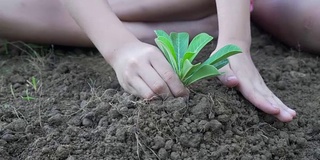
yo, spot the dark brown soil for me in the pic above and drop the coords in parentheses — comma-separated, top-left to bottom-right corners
(1, 26, 320, 160)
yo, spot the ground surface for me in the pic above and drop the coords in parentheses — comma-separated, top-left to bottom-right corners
(0, 26, 320, 160)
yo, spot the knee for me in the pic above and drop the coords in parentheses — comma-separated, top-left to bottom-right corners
(299, 9, 320, 53)
(302, 9, 320, 33)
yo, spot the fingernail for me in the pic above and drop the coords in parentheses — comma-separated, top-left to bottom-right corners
(227, 76, 237, 82)
(271, 103, 280, 110)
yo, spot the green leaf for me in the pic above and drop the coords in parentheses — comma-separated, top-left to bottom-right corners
(181, 52, 195, 68)
(155, 38, 172, 62)
(184, 65, 221, 86)
(213, 59, 229, 70)
(182, 62, 201, 81)
(181, 59, 193, 80)
(170, 32, 189, 75)
(154, 30, 242, 86)
(189, 45, 241, 78)
(185, 33, 213, 63)
(186, 45, 241, 80)
(155, 30, 171, 41)
(155, 37, 178, 72)
(22, 96, 35, 101)
(203, 44, 242, 66)
(182, 59, 229, 84)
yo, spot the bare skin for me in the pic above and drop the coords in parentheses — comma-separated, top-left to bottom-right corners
(2, 0, 315, 122)
(0, 0, 216, 46)
(252, 0, 320, 54)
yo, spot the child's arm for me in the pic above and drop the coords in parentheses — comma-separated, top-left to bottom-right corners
(215, 0, 251, 50)
(214, 0, 296, 122)
(61, 0, 188, 99)
(61, 0, 137, 61)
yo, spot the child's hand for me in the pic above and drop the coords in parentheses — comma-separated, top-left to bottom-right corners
(212, 45, 297, 122)
(109, 41, 189, 99)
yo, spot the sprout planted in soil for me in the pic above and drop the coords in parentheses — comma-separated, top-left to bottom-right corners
(154, 30, 242, 86)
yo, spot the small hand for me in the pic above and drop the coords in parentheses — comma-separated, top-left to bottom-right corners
(212, 47, 296, 122)
(109, 41, 189, 99)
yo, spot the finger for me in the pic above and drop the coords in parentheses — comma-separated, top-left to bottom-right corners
(239, 85, 281, 115)
(274, 96, 297, 117)
(284, 106, 297, 118)
(241, 80, 296, 122)
(150, 54, 188, 97)
(128, 76, 157, 99)
(254, 81, 296, 121)
(266, 96, 295, 122)
(138, 64, 173, 99)
(274, 111, 294, 122)
(218, 63, 239, 88)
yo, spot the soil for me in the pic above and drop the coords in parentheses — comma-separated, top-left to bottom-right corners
(0, 26, 320, 160)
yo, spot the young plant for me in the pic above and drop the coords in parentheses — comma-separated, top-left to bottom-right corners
(154, 30, 242, 86)
(21, 76, 38, 101)
(26, 76, 38, 92)
(21, 89, 35, 101)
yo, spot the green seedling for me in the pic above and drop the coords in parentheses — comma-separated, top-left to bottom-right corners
(21, 89, 35, 101)
(26, 76, 38, 92)
(154, 30, 242, 86)
(21, 76, 38, 101)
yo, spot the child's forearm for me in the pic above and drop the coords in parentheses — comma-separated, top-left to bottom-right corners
(60, 0, 139, 62)
(216, 0, 251, 51)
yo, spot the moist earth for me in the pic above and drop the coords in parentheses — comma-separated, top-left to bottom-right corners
(0, 26, 320, 160)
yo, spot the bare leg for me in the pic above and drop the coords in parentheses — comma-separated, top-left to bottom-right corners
(252, 0, 320, 53)
(128, 15, 218, 44)
(109, 0, 215, 22)
(0, 0, 216, 46)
